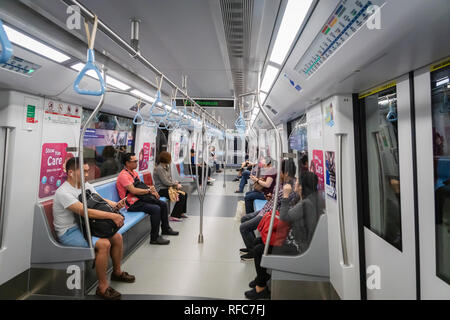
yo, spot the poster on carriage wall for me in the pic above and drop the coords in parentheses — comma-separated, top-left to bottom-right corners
(38, 99, 82, 199)
(325, 151, 337, 200)
(311, 150, 325, 191)
(136, 125, 157, 173)
(139, 143, 150, 171)
(39, 143, 69, 198)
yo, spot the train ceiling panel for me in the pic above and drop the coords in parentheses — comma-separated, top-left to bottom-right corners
(17, 0, 278, 102)
(263, 0, 450, 126)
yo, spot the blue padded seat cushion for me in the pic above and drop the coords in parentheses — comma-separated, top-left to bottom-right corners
(436, 158, 450, 189)
(92, 178, 168, 246)
(254, 199, 267, 212)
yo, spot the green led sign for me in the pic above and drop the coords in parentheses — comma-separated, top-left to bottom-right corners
(175, 99, 234, 108)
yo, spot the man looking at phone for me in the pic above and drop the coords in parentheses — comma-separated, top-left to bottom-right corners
(116, 153, 178, 246)
(53, 157, 135, 300)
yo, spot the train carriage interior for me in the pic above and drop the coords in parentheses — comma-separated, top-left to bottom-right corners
(0, 0, 449, 302)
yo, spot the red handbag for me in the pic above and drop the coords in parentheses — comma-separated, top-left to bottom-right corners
(257, 211, 290, 246)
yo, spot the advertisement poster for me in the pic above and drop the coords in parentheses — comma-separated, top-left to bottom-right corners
(139, 143, 150, 171)
(310, 150, 325, 191)
(39, 143, 70, 198)
(83, 128, 133, 147)
(325, 103, 335, 127)
(39, 99, 82, 199)
(325, 151, 337, 199)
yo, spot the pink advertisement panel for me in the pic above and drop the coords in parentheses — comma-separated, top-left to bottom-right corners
(139, 143, 150, 171)
(39, 143, 71, 198)
(310, 149, 325, 191)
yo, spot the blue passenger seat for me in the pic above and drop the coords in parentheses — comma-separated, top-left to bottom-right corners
(254, 199, 267, 212)
(93, 173, 167, 246)
(436, 158, 450, 189)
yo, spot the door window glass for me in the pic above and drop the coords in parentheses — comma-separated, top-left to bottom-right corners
(431, 65, 450, 284)
(363, 86, 402, 250)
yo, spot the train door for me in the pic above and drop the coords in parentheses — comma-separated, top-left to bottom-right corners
(0, 128, 8, 248)
(414, 60, 450, 299)
(356, 76, 417, 299)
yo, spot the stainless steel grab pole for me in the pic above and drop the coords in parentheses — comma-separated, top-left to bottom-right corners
(255, 95, 282, 256)
(336, 133, 349, 266)
(223, 133, 227, 188)
(79, 85, 106, 250)
(0, 127, 11, 248)
(62, 0, 225, 132)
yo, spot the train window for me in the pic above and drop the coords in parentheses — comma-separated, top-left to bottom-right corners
(362, 86, 402, 251)
(431, 65, 450, 284)
(288, 114, 308, 178)
(81, 110, 135, 182)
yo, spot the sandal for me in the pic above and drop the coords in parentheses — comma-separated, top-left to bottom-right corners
(95, 286, 122, 300)
(111, 271, 135, 283)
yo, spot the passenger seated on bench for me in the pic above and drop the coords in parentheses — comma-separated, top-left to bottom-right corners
(190, 148, 213, 185)
(117, 153, 179, 246)
(239, 159, 297, 261)
(53, 157, 135, 300)
(210, 146, 222, 173)
(153, 151, 189, 220)
(245, 171, 319, 300)
(233, 160, 256, 182)
(240, 158, 277, 214)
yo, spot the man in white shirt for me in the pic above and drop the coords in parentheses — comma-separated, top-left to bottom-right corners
(53, 157, 135, 300)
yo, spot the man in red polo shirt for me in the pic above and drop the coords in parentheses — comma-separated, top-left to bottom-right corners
(116, 153, 178, 245)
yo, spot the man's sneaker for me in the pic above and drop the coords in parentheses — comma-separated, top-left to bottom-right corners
(162, 228, 179, 236)
(245, 287, 271, 300)
(96, 286, 122, 300)
(240, 253, 254, 261)
(208, 178, 216, 182)
(150, 236, 170, 245)
(239, 248, 249, 254)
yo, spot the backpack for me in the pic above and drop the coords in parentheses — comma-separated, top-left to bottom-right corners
(125, 170, 159, 205)
(257, 210, 290, 246)
(78, 189, 123, 239)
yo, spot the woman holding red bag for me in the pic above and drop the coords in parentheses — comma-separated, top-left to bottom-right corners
(245, 171, 320, 300)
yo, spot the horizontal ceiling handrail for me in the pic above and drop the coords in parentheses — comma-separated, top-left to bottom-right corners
(62, 0, 225, 131)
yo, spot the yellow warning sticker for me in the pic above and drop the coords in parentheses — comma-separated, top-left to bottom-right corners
(431, 58, 450, 72)
(358, 81, 397, 99)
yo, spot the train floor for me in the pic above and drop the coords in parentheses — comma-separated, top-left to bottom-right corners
(86, 169, 256, 300)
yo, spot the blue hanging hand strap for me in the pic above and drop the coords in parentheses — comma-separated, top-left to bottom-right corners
(386, 100, 397, 122)
(73, 16, 106, 96)
(166, 88, 182, 123)
(149, 76, 168, 123)
(133, 99, 144, 125)
(235, 111, 246, 133)
(179, 99, 191, 128)
(0, 20, 13, 64)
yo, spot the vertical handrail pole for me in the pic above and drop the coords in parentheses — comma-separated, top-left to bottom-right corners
(256, 94, 282, 256)
(198, 114, 206, 243)
(0, 127, 11, 248)
(223, 133, 227, 188)
(79, 72, 106, 249)
(336, 133, 349, 266)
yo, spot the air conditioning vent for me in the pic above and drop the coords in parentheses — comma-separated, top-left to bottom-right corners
(220, 0, 253, 97)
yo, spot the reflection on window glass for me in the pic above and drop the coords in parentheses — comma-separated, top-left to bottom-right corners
(288, 114, 309, 178)
(364, 87, 402, 250)
(431, 65, 450, 284)
(82, 110, 135, 182)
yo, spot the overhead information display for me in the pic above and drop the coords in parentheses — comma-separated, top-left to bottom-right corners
(0, 56, 41, 77)
(295, 0, 385, 78)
